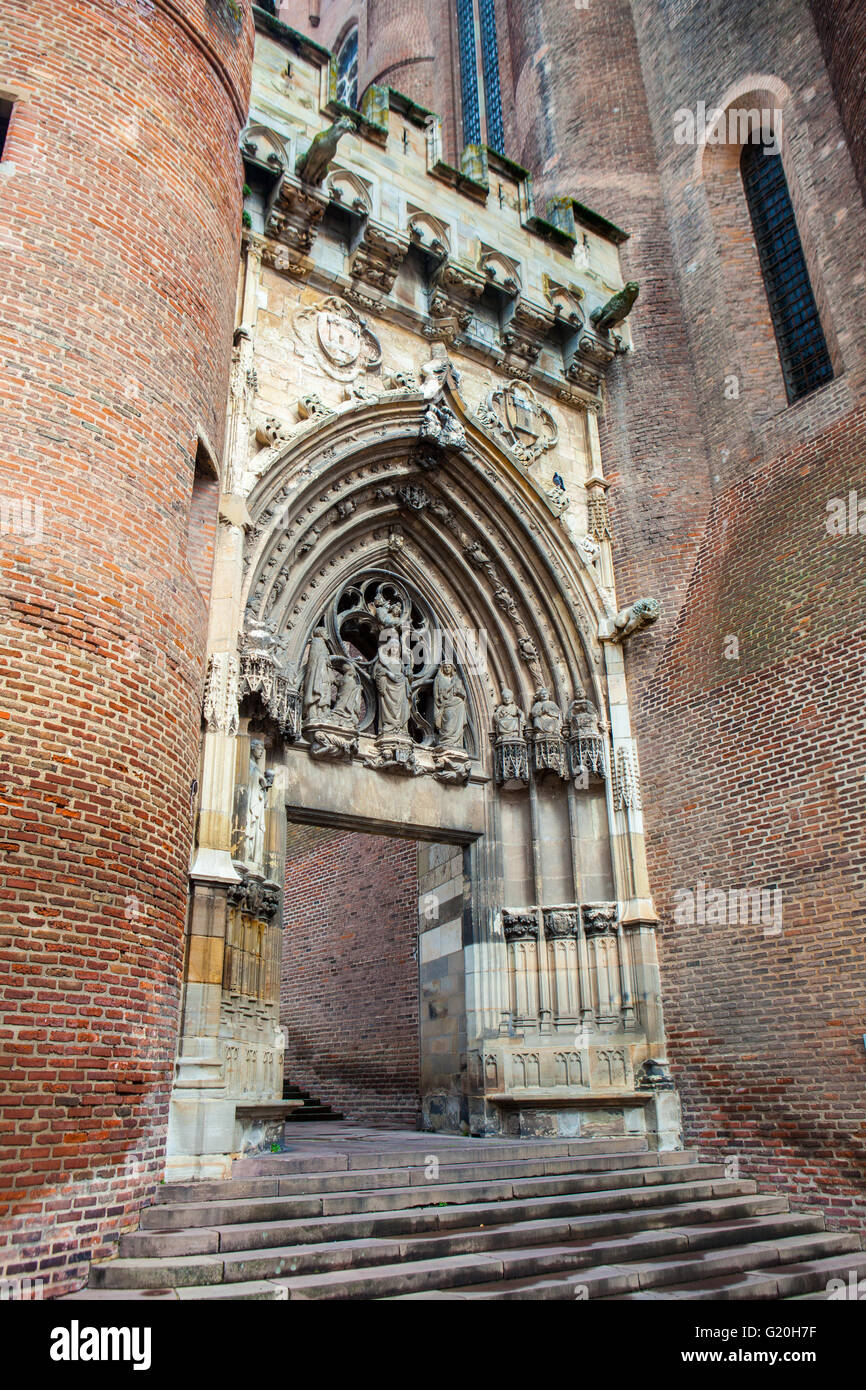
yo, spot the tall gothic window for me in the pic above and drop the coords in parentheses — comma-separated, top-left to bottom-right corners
(741, 140, 833, 403)
(456, 0, 504, 153)
(335, 25, 359, 110)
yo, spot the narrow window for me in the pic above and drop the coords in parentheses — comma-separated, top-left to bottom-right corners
(456, 0, 482, 146)
(741, 139, 833, 403)
(335, 26, 358, 110)
(456, 0, 504, 154)
(0, 99, 12, 159)
(188, 437, 220, 600)
(478, 0, 504, 155)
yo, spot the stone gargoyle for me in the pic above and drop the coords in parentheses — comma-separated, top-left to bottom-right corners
(295, 117, 356, 187)
(590, 281, 639, 333)
(600, 596, 661, 644)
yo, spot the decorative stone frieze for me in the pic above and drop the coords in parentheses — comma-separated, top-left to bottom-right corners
(202, 652, 240, 736)
(227, 873, 281, 923)
(613, 746, 642, 810)
(582, 902, 618, 936)
(543, 908, 580, 939)
(502, 910, 539, 941)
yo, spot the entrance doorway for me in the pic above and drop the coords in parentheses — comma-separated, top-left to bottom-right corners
(281, 820, 465, 1129)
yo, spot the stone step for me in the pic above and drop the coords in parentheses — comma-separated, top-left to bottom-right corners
(149, 1230, 859, 1302)
(152, 1148, 698, 1206)
(392, 1233, 863, 1301)
(230, 1135, 650, 1177)
(140, 1161, 728, 1232)
(119, 1191, 788, 1262)
(607, 1246, 866, 1301)
(135, 1177, 756, 1253)
(99, 1205, 814, 1290)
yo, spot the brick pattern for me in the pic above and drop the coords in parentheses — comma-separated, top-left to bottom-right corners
(281, 826, 421, 1126)
(640, 408, 866, 1227)
(0, 0, 252, 1295)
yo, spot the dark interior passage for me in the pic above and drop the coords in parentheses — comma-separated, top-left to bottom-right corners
(281, 823, 421, 1126)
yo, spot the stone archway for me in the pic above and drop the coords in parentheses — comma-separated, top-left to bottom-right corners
(167, 376, 680, 1177)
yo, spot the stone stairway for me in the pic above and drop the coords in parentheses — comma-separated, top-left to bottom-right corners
(282, 1081, 343, 1122)
(70, 1127, 865, 1301)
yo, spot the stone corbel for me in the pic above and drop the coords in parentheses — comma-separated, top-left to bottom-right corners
(501, 298, 556, 379)
(426, 259, 486, 342)
(348, 221, 410, 296)
(264, 175, 329, 277)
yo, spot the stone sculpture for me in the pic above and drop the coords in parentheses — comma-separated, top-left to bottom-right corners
(295, 117, 355, 186)
(604, 597, 661, 644)
(433, 662, 467, 748)
(530, 687, 563, 737)
(590, 281, 639, 332)
(303, 625, 334, 720)
(373, 630, 411, 735)
(243, 740, 273, 872)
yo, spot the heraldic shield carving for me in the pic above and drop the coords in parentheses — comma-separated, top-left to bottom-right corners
(293, 295, 382, 381)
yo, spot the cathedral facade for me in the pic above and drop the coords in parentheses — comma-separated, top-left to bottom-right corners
(1, 0, 864, 1296)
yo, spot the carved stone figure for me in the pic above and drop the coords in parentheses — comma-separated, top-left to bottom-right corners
(303, 625, 334, 721)
(590, 281, 639, 332)
(604, 597, 661, 644)
(373, 631, 411, 735)
(567, 685, 601, 736)
(331, 661, 362, 727)
(493, 688, 525, 740)
(433, 662, 467, 749)
(530, 687, 563, 737)
(244, 740, 273, 872)
(295, 117, 356, 186)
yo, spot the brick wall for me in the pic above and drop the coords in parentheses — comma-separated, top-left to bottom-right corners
(0, 0, 252, 1294)
(281, 825, 421, 1126)
(641, 408, 866, 1226)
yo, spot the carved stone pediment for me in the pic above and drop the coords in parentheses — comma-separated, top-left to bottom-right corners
(293, 296, 382, 382)
(479, 247, 522, 297)
(407, 207, 451, 260)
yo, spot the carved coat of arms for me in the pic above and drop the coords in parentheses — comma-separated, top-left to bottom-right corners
(294, 296, 382, 382)
(476, 380, 558, 464)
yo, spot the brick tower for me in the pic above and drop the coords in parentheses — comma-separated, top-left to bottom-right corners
(0, 1, 253, 1293)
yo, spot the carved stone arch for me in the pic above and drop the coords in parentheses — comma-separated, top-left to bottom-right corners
(326, 166, 373, 217)
(242, 389, 608, 715)
(240, 122, 290, 175)
(406, 207, 451, 260)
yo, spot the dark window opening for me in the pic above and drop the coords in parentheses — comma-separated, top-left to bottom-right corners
(741, 139, 833, 403)
(0, 99, 13, 159)
(187, 437, 220, 600)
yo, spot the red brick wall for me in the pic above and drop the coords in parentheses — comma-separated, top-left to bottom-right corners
(809, 0, 866, 201)
(641, 408, 866, 1226)
(0, 0, 252, 1294)
(282, 826, 421, 1126)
